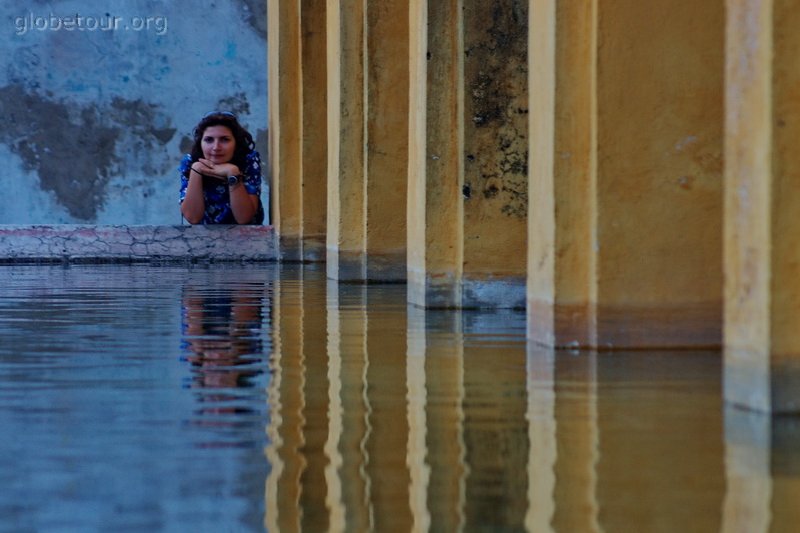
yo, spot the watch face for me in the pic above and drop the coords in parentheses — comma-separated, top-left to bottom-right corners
(227, 175, 239, 186)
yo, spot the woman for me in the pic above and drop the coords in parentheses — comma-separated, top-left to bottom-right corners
(179, 112, 264, 224)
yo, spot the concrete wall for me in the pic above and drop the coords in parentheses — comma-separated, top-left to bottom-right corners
(0, 0, 268, 224)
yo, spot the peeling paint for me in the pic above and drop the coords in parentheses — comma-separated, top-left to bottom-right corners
(0, 84, 181, 220)
(0, 84, 118, 220)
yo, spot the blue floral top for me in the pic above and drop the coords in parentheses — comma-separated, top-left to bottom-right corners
(179, 150, 263, 224)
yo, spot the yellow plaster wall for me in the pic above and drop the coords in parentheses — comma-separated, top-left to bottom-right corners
(596, 0, 724, 345)
(770, 0, 800, 358)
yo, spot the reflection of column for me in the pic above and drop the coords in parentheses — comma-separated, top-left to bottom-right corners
(334, 284, 372, 530)
(722, 407, 771, 533)
(769, 417, 800, 529)
(299, 267, 329, 531)
(596, 353, 725, 531)
(525, 346, 556, 533)
(424, 311, 466, 531)
(265, 266, 306, 532)
(406, 306, 431, 532)
(365, 289, 412, 530)
(462, 314, 529, 528)
(526, 348, 601, 532)
(552, 351, 600, 533)
(325, 280, 345, 533)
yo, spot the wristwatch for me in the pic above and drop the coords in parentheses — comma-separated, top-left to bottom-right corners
(227, 174, 242, 186)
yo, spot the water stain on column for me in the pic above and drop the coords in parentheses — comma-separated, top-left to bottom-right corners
(463, 0, 528, 219)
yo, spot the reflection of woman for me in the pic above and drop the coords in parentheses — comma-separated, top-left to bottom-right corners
(181, 283, 265, 389)
(179, 112, 264, 225)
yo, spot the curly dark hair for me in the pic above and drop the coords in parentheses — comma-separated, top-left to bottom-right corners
(190, 112, 255, 170)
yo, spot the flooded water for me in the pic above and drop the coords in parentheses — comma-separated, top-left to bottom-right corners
(0, 263, 797, 532)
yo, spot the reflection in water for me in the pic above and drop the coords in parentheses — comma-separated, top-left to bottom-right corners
(266, 267, 800, 532)
(0, 264, 274, 532)
(179, 270, 271, 456)
(722, 407, 771, 533)
(5, 264, 800, 531)
(181, 274, 267, 390)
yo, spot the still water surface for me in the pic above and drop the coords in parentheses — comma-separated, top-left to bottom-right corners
(0, 264, 796, 532)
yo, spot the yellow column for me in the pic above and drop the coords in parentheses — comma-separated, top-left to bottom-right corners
(529, 0, 724, 348)
(364, 0, 409, 281)
(300, 0, 328, 261)
(326, 0, 409, 282)
(725, 0, 800, 412)
(408, 0, 464, 307)
(409, 0, 528, 308)
(326, 0, 366, 280)
(528, 0, 597, 346)
(268, 0, 303, 258)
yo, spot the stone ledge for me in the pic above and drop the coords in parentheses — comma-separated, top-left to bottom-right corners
(0, 225, 278, 263)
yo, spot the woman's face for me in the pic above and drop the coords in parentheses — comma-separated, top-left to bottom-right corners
(201, 125, 236, 164)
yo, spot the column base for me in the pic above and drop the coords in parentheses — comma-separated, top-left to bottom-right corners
(596, 302, 721, 349)
(279, 234, 303, 262)
(529, 300, 721, 349)
(462, 276, 526, 309)
(527, 300, 597, 348)
(302, 235, 326, 262)
(326, 247, 366, 281)
(408, 270, 460, 308)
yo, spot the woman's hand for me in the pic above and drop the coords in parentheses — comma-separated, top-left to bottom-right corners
(194, 158, 240, 179)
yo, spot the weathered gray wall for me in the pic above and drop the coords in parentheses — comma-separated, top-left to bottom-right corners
(0, 0, 268, 224)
